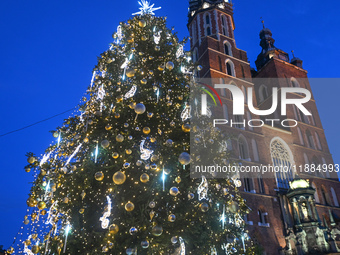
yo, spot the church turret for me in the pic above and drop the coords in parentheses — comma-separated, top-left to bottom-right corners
(290, 50, 303, 68)
(255, 23, 289, 70)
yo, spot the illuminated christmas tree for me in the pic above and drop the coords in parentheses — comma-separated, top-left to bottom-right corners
(9, 1, 254, 254)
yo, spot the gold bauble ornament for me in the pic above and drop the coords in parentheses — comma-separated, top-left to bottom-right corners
(112, 152, 119, 159)
(150, 137, 156, 142)
(126, 68, 136, 78)
(151, 225, 163, 236)
(182, 124, 191, 132)
(25, 240, 31, 246)
(113, 171, 126, 185)
(155, 46, 160, 51)
(41, 209, 47, 216)
(126, 149, 132, 155)
(27, 156, 36, 164)
(175, 177, 181, 183)
(168, 214, 176, 222)
(109, 224, 119, 234)
(53, 131, 59, 138)
(83, 137, 89, 143)
(116, 134, 124, 142)
(116, 96, 123, 103)
(127, 37, 134, 43)
(79, 208, 84, 214)
(101, 140, 110, 148)
(140, 173, 150, 183)
(37, 201, 46, 210)
(141, 35, 148, 41)
(7, 247, 14, 254)
(169, 187, 179, 196)
(32, 245, 40, 254)
(158, 64, 165, 71)
(105, 124, 112, 130)
(143, 127, 151, 135)
(151, 155, 158, 162)
(114, 113, 120, 119)
(139, 19, 147, 27)
(125, 201, 135, 212)
(95, 171, 104, 181)
(63, 197, 69, 204)
(134, 103, 146, 114)
(25, 167, 31, 173)
(27, 197, 37, 207)
(141, 79, 147, 85)
(200, 202, 209, 212)
(166, 61, 174, 70)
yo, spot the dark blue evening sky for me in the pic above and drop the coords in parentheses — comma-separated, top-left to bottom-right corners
(0, 0, 339, 248)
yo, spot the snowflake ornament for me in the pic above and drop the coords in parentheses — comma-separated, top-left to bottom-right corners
(132, 0, 161, 16)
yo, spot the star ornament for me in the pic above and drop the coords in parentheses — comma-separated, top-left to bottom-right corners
(132, 0, 161, 16)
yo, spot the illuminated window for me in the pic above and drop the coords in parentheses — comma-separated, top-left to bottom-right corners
(270, 138, 294, 189)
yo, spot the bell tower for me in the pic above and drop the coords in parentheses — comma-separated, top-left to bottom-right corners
(187, 0, 251, 79)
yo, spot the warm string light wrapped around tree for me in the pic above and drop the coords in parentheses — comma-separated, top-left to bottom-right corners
(8, 1, 257, 254)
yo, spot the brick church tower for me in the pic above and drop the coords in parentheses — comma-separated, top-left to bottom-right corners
(187, 0, 340, 254)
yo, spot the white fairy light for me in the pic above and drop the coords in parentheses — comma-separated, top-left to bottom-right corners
(95, 142, 99, 163)
(63, 223, 71, 253)
(90, 71, 96, 88)
(140, 140, 153, 160)
(121, 54, 134, 80)
(57, 132, 61, 146)
(132, 0, 161, 16)
(220, 204, 226, 229)
(181, 104, 192, 122)
(197, 176, 208, 201)
(65, 143, 82, 166)
(179, 237, 185, 255)
(46, 201, 58, 225)
(124, 85, 137, 99)
(176, 44, 184, 59)
(162, 168, 166, 191)
(99, 196, 112, 229)
(40, 151, 52, 167)
(156, 88, 160, 102)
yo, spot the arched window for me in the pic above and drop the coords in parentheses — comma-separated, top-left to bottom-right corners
(306, 130, 315, 149)
(243, 178, 254, 193)
(192, 47, 199, 63)
(258, 175, 265, 194)
(205, 14, 210, 25)
(205, 14, 211, 36)
(192, 21, 197, 44)
(223, 104, 229, 119)
(304, 153, 309, 165)
(321, 186, 331, 205)
(315, 132, 322, 150)
(297, 127, 304, 145)
(312, 156, 323, 177)
(247, 111, 253, 131)
(223, 40, 232, 56)
(270, 138, 294, 189)
(238, 136, 250, 160)
(242, 86, 247, 104)
(234, 115, 245, 129)
(312, 183, 320, 203)
(331, 188, 339, 207)
(259, 85, 268, 102)
(322, 157, 331, 178)
(221, 15, 229, 36)
(291, 77, 300, 88)
(252, 139, 259, 161)
(258, 208, 269, 227)
(226, 60, 235, 76)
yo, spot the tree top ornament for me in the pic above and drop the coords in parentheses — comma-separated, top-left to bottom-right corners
(132, 0, 161, 16)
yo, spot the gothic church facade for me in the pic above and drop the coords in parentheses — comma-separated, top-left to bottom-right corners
(187, 0, 340, 254)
